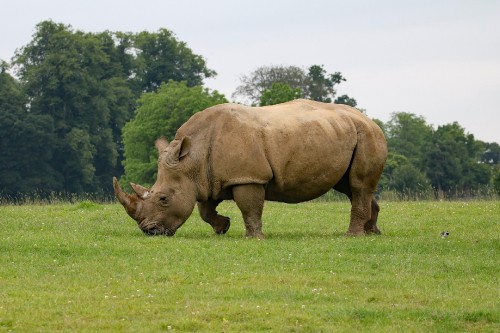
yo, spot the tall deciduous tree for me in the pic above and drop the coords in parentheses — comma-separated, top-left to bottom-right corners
(385, 112, 433, 169)
(233, 64, 355, 106)
(378, 151, 431, 198)
(424, 122, 491, 194)
(233, 65, 307, 105)
(481, 142, 500, 166)
(493, 168, 500, 194)
(389, 163, 431, 198)
(259, 83, 301, 106)
(132, 29, 216, 93)
(0, 61, 58, 196)
(305, 65, 345, 103)
(9, 20, 217, 196)
(121, 81, 226, 187)
(13, 21, 132, 193)
(334, 94, 358, 107)
(381, 113, 434, 196)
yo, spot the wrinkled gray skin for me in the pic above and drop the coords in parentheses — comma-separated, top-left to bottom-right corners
(114, 99, 387, 238)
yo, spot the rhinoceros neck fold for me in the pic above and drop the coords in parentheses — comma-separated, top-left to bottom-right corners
(174, 120, 215, 203)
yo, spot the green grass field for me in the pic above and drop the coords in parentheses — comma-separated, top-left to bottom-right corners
(1, 200, 499, 332)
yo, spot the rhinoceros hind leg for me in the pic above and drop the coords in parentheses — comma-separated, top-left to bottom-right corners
(345, 129, 386, 236)
(333, 172, 373, 236)
(364, 199, 381, 235)
(346, 189, 373, 236)
(232, 184, 265, 239)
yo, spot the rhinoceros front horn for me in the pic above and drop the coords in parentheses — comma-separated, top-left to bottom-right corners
(113, 177, 141, 220)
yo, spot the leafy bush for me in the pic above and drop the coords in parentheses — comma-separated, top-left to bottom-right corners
(120, 81, 226, 188)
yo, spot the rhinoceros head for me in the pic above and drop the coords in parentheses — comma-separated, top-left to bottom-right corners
(113, 137, 197, 236)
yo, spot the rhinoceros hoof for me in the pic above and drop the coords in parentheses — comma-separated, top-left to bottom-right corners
(365, 228, 382, 235)
(245, 232, 265, 240)
(345, 230, 366, 237)
(214, 216, 230, 235)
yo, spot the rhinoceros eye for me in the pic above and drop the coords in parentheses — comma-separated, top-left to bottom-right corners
(159, 196, 169, 206)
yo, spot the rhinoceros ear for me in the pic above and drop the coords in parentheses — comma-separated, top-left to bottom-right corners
(165, 136, 191, 165)
(155, 137, 169, 153)
(177, 136, 191, 159)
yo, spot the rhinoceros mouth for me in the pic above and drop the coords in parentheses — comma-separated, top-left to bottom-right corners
(139, 219, 176, 236)
(142, 228, 173, 236)
(141, 226, 176, 236)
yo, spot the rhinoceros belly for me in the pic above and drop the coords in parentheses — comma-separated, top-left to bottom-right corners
(262, 115, 357, 203)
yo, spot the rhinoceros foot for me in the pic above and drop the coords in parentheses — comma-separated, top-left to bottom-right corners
(213, 215, 231, 235)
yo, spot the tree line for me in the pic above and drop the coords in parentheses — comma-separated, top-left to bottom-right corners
(0, 20, 498, 200)
(0, 21, 213, 199)
(381, 113, 499, 198)
(124, 67, 499, 199)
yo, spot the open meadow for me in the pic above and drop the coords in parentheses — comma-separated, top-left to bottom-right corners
(0, 200, 499, 332)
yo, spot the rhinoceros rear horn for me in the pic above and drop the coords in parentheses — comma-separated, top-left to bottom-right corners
(130, 182, 150, 199)
(113, 177, 141, 219)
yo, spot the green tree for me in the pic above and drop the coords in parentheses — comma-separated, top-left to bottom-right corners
(371, 118, 387, 136)
(390, 163, 431, 198)
(0, 61, 59, 197)
(121, 81, 226, 187)
(383, 113, 498, 197)
(13, 21, 134, 193)
(385, 112, 433, 169)
(480, 141, 500, 194)
(259, 82, 301, 106)
(8, 20, 218, 196)
(334, 94, 357, 107)
(378, 152, 431, 198)
(378, 152, 408, 190)
(233, 65, 307, 104)
(132, 29, 216, 93)
(481, 142, 500, 166)
(305, 65, 345, 103)
(424, 122, 491, 195)
(233, 64, 356, 106)
(60, 128, 96, 193)
(493, 167, 500, 195)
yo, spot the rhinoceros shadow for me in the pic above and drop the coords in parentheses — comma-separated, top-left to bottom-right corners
(165, 230, 348, 240)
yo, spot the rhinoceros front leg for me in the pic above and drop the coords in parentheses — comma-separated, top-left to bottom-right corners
(197, 200, 230, 235)
(232, 184, 265, 239)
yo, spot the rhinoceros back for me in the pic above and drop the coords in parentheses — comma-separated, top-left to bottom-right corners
(176, 99, 385, 203)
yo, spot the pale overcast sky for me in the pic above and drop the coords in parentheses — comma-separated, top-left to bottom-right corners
(1, 0, 499, 142)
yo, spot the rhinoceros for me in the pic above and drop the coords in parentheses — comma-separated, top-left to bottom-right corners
(113, 99, 387, 238)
